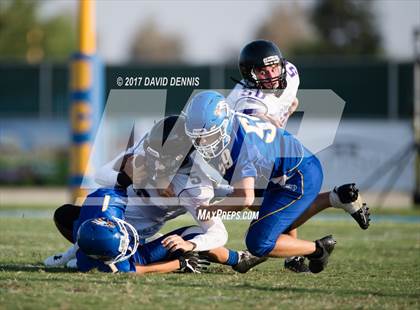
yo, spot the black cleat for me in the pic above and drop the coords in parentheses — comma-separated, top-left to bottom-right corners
(284, 256, 310, 273)
(232, 250, 268, 273)
(335, 183, 359, 203)
(333, 183, 371, 230)
(307, 235, 336, 274)
(351, 203, 370, 230)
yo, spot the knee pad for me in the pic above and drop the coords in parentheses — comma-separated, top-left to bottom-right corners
(245, 233, 275, 257)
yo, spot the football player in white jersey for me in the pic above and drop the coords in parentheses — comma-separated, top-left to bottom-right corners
(44, 116, 265, 273)
(226, 40, 370, 273)
(227, 39, 299, 128)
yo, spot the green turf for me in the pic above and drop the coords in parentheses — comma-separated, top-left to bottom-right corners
(0, 217, 419, 310)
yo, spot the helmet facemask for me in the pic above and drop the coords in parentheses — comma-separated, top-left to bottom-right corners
(185, 101, 232, 160)
(238, 39, 288, 94)
(249, 58, 287, 94)
(145, 145, 186, 180)
(189, 119, 231, 159)
(143, 115, 192, 180)
(104, 217, 139, 265)
(85, 217, 139, 265)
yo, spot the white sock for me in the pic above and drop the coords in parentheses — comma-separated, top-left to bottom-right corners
(66, 258, 77, 269)
(285, 256, 297, 263)
(329, 188, 360, 214)
(63, 244, 79, 260)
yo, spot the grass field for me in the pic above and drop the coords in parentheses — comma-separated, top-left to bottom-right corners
(0, 210, 419, 309)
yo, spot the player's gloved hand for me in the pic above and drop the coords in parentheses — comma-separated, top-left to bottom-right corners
(178, 252, 210, 273)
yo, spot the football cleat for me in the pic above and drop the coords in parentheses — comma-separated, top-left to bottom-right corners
(232, 250, 268, 273)
(307, 235, 336, 274)
(43, 245, 78, 267)
(66, 258, 78, 269)
(44, 253, 69, 267)
(335, 183, 359, 204)
(284, 256, 310, 273)
(330, 183, 371, 230)
(351, 203, 370, 230)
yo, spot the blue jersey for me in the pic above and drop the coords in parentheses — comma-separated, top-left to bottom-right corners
(208, 113, 312, 189)
(73, 188, 140, 273)
(73, 188, 198, 273)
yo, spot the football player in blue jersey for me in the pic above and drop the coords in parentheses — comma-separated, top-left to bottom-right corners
(184, 90, 370, 273)
(228, 40, 371, 272)
(44, 115, 265, 274)
(71, 189, 209, 274)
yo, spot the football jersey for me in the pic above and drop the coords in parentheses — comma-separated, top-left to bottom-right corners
(207, 113, 311, 189)
(95, 134, 226, 252)
(73, 188, 137, 273)
(93, 120, 233, 251)
(125, 159, 214, 240)
(226, 61, 299, 126)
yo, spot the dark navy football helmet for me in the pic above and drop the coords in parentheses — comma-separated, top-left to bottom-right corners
(239, 40, 287, 90)
(143, 115, 192, 179)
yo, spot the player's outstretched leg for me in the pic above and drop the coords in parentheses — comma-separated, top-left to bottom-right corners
(232, 250, 268, 274)
(283, 229, 309, 273)
(201, 247, 267, 273)
(329, 183, 370, 229)
(306, 235, 336, 273)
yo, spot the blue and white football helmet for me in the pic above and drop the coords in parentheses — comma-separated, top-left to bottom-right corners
(184, 91, 233, 159)
(76, 217, 139, 265)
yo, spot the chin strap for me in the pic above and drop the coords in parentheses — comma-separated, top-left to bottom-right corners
(107, 263, 118, 273)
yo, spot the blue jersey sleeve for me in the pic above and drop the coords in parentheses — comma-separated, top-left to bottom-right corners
(230, 132, 258, 184)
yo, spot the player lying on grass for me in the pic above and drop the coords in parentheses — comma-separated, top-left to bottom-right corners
(184, 90, 370, 273)
(226, 39, 370, 273)
(69, 189, 210, 274)
(44, 116, 265, 273)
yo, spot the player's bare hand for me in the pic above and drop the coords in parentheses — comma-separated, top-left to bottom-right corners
(132, 155, 147, 187)
(289, 97, 299, 114)
(256, 113, 284, 128)
(124, 155, 147, 186)
(123, 156, 135, 179)
(161, 235, 195, 252)
(158, 184, 175, 198)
